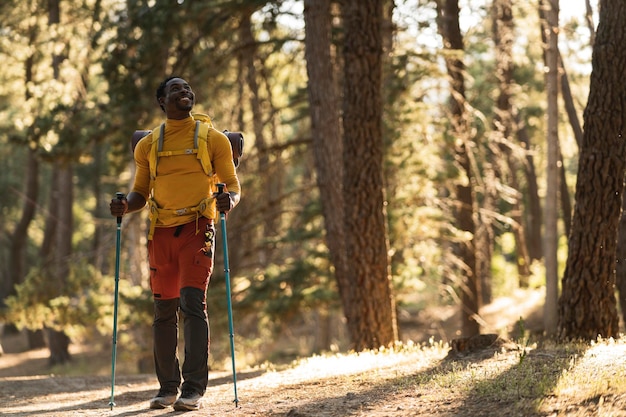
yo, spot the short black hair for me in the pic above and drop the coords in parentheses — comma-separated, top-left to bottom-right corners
(156, 75, 181, 112)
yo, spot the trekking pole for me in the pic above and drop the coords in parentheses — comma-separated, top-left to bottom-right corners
(217, 183, 239, 407)
(109, 192, 125, 410)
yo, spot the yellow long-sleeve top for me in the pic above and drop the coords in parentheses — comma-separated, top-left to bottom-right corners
(132, 115, 241, 228)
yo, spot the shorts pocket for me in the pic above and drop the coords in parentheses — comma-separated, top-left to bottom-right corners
(193, 249, 214, 275)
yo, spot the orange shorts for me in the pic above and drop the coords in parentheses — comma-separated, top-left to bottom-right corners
(148, 217, 215, 300)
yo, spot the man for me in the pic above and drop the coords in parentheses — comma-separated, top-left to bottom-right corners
(110, 76, 241, 411)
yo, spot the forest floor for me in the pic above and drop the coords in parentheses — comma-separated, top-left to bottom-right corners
(2, 288, 626, 417)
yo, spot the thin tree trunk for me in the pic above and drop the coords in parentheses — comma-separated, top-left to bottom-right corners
(7, 149, 38, 298)
(437, 0, 481, 337)
(476, 176, 494, 303)
(542, 0, 560, 336)
(303, 0, 348, 351)
(46, 160, 74, 366)
(557, 55, 578, 239)
(239, 10, 278, 263)
(492, 0, 532, 288)
(539, 7, 579, 246)
(43, 0, 72, 365)
(9, 142, 45, 352)
(585, 0, 596, 47)
(557, 144, 572, 238)
(561, 64, 584, 149)
(516, 115, 543, 262)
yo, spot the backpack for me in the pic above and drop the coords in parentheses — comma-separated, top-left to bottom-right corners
(129, 113, 243, 239)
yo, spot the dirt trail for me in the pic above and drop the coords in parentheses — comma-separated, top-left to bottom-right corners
(1, 347, 452, 417)
(0, 288, 550, 416)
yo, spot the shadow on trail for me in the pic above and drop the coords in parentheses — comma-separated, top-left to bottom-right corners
(259, 342, 588, 417)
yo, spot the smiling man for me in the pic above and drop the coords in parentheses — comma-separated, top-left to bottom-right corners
(110, 76, 241, 411)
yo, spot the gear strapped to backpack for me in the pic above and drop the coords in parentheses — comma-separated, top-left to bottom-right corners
(130, 113, 244, 239)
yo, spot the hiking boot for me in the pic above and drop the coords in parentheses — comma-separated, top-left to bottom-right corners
(173, 390, 202, 411)
(149, 390, 178, 409)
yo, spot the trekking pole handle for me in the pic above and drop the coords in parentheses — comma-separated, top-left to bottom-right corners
(115, 192, 125, 225)
(216, 183, 226, 213)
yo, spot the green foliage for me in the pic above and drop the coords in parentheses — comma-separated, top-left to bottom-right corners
(2, 260, 148, 342)
(227, 198, 338, 334)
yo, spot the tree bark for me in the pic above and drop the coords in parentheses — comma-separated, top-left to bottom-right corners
(538, 5, 579, 248)
(542, 0, 560, 336)
(436, 0, 481, 337)
(303, 0, 348, 351)
(239, 9, 281, 262)
(341, 0, 397, 350)
(42, 0, 72, 365)
(7, 149, 38, 299)
(558, 0, 623, 340)
(492, 0, 532, 289)
(516, 115, 544, 262)
(46, 160, 74, 365)
(585, 0, 596, 47)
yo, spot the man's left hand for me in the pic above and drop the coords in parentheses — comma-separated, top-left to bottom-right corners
(216, 192, 233, 213)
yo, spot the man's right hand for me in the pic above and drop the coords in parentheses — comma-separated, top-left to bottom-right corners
(110, 196, 128, 218)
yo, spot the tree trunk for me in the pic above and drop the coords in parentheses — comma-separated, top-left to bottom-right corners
(558, 0, 623, 340)
(436, 0, 481, 337)
(557, 145, 572, 238)
(517, 116, 543, 262)
(45, 327, 71, 366)
(542, 0, 560, 336)
(45, 160, 74, 365)
(584, 0, 596, 47)
(537, 5, 580, 250)
(492, 0, 532, 289)
(6, 148, 38, 300)
(303, 0, 349, 350)
(39, 0, 73, 365)
(10, 151, 46, 350)
(561, 63, 584, 149)
(39, 161, 72, 364)
(341, 0, 397, 350)
(239, 10, 280, 258)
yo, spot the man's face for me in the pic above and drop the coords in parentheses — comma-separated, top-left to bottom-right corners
(162, 78, 195, 119)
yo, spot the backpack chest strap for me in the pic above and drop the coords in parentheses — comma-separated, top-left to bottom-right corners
(157, 148, 198, 157)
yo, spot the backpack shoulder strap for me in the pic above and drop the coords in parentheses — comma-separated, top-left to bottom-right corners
(195, 120, 213, 176)
(149, 123, 165, 181)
